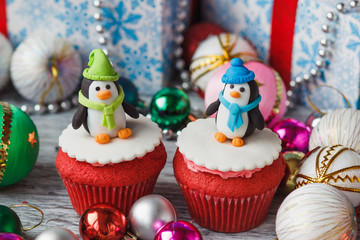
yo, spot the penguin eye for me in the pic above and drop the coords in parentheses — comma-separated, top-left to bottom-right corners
(95, 87, 100, 91)
(240, 87, 245, 92)
(106, 84, 111, 89)
(230, 84, 234, 89)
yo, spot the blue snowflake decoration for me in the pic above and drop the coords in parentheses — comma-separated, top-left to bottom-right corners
(15, 1, 55, 30)
(240, 15, 269, 61)
(118, 44, 161, 82)
(131, 0, 156, 9)
(346, 21, 360, 58)
(256, 0, 273, 24)
(8, 28, 27, 47)
(295, 1, 319, 35)
(103, 2, 142, 45)
(55, 0, 94, 38)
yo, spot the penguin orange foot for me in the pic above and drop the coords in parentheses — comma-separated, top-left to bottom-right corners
(215, 132, 227, 143)
(95, 133, 111, 144)
(232, 137, 244, 147)
(118, 128, 132, 139)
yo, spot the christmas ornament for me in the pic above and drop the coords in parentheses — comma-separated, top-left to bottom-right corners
(0, 102, 39, 187)
(0, 233, 24, 240)
(271, 119, 311, 153)
(35, 227, 78, 240)
(117, 77, 139, 107)
(79, 203, 127, 240)
(190, 33, 258, 94)
(10, 36, 82, 105)
(0, 205, 22, 235)
(286, 1, 360, 108)
(150, 87, 190, 130)
(182, 22, 225, 67)
(276, 183, 357, 240)
(296, 145, 360, 207)
(0, 33, 13, 91)
(309, 109, 360, 153)
(154, 221, 203, 240)
(305, 111, 323, 129)
(279, 151, 304, 194)
(129, 194, 177, 240)
(204, 61, 287, 127)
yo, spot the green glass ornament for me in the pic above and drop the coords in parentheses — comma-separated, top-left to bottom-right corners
(0, 102, 39, 187)
(150, 88, 190, 129)
(0, 205, 22, 235)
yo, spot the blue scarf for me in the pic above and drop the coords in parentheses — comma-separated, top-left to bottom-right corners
(218, 91, 261, 132)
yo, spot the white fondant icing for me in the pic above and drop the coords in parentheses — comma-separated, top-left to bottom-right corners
(59, 115, 162, 164)
(217, 83, 250, 139)
(177, 118, 281, 172)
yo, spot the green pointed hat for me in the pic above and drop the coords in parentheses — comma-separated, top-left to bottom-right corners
(83, 49, 119, 81)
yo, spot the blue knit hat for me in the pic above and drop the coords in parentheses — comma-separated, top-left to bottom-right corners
(221, 58, 255, 84)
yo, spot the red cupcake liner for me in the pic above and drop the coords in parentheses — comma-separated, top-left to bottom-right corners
(60, 175, 159, 216)
(178, 182, 277, 232)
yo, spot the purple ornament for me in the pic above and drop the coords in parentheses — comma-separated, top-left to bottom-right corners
(0, 233, 24, 240)
(154, 221, 202, 240)
(271, 118, 311, 153)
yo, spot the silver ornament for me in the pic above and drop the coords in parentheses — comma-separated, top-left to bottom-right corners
(129, 194, 177, 240)
(35, 227, 78, 240)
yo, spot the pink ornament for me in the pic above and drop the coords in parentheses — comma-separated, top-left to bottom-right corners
(0, 233, 24, 240)
(154, 221, 202, 240)
(204, 61, 287, 127)
(271, 119, 311, 153)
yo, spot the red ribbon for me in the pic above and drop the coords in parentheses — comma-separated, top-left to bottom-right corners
(0, 0, 7, 37)
(269, 0, 299, 89)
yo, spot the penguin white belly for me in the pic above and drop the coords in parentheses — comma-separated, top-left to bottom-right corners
(87, 106, 126, 138)
(216, 104, 249, 139)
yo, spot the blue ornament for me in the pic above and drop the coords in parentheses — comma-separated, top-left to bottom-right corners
(117, 77, 139, 107)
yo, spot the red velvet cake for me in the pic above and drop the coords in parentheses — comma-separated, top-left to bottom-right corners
(174, 118, 285, 232)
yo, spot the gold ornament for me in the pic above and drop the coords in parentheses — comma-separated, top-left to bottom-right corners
(279, 151, 304, 194)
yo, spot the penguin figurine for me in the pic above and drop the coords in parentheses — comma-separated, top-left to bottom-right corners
(206, 58, 264, 147)
(72, 49, 139, 144)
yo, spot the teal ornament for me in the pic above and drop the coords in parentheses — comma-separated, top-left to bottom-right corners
(150, 87, 190, 129)
(117, 77, 139, 107)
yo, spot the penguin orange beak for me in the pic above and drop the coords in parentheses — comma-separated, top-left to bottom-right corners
(97, 90, 112, 100)
(230, 91, 241, 98)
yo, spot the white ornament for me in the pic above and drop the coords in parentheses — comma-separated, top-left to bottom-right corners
(35, 227, 78, 240)
(309, 109, 360, 153)
(276, 183, 357, 240)
(0, 33, 13, 91)
(296, 145, 360, 207)
(11, 36, 82, 104)
(189, 33, 257, 92)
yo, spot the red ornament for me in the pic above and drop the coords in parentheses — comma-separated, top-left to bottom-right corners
(79, 203, 127, 240)
(182, 22, 225, 67)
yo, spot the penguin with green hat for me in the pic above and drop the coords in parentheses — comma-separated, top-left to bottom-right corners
(72, 49, 139, 144)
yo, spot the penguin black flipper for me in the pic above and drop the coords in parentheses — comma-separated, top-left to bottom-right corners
(122, 101, 139, 119)
(206, 99, 220, 116)
(243, 108, 265, 138)
(72, 105, 89, 133)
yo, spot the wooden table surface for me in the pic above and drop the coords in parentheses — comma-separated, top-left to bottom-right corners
(1, 90, 359, 240)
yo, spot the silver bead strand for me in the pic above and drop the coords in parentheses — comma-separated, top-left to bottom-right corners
(286, 1, 358, 108)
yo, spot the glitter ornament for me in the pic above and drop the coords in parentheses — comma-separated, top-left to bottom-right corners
(150, 87, 190, 130)
(154, 221, 203, 240)
(190, 33, 258, 94)
(35, 227, 78, 240)
(79, 204, 127, 240)
(0, 205, 22, 235)
(0, 33, 13, 91)
(182, 22, 225, 66)
(296, 145, 360, 207)
(0, 233, 24, 240)
(271, 119, 311, 153)
(205, 61, 287, 127)
(10, 36, 82, 104)
(276, 183, 357, 240)
(129, 194, 177, 240)
(0, 102, 39, 187)
(309, 109, 360, 153)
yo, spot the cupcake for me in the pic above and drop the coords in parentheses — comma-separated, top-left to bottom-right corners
(56, 49, 166, 215)
(173, 58, 285, 232)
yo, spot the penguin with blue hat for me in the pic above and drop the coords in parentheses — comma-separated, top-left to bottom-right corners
(206, 58, 265, 147)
